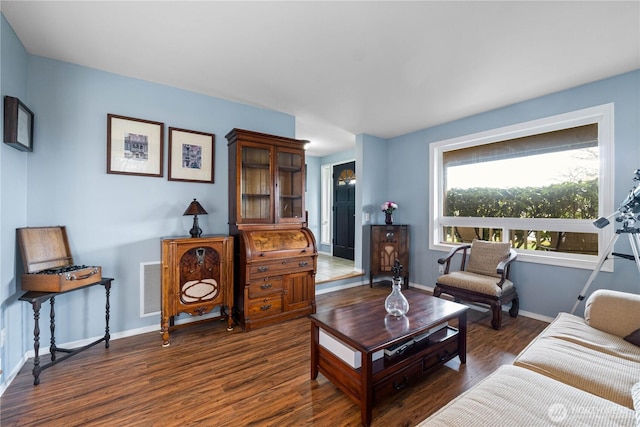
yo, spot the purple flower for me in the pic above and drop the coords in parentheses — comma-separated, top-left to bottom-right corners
(381, 201, 398, 213)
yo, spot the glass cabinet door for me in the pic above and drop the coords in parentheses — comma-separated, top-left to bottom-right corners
(277, 150, 304, 220)
(241, 145, 272, 221)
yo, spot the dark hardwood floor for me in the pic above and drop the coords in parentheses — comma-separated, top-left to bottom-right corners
(1, 285, 547, 427)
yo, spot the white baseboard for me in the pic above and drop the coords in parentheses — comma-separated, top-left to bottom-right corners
(316, 277, 368, 294)
(0, 354, 28, 396)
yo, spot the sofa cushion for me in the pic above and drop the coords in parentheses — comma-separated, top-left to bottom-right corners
(513, 312, 640, 409)
(584, 289, 640, 338)
(417, 365, 634, 426)
(633, 382, 640, 426)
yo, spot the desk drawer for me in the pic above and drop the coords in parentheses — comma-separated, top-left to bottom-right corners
(423, 339, 459, 371)
(248, 277, 283, 299)
(374, 360, 423, 401)
(249, 256, 314, 279)
(248, 295, 283, 319)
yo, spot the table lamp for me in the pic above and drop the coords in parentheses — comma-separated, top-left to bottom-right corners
(183, 198, 208, 238)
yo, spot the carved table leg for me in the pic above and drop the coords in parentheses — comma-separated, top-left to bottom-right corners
(161, 313, 170, 347)
(31, 300, 42, 386)
(224, 305, 234, 331)
(105, 281, 111, 348)
(49, 297, 57, 361)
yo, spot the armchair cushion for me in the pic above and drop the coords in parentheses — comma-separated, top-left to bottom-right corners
(584, 289, 640, 338)
(466, 239, 511, 278)
(437, 271, 514, 297)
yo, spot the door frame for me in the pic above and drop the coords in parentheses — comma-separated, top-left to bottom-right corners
(320, 158, 356, 255)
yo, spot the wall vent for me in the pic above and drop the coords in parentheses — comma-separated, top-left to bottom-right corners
(140, 262, 161, 317)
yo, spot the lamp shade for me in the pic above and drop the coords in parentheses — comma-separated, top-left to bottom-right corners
(183, 199, 208, 216)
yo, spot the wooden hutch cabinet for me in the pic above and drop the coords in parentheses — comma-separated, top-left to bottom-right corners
(226, 128, 317, 331)
(369, 224, 410, 288)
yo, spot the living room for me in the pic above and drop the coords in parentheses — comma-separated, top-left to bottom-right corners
(1, 1, 639, 425)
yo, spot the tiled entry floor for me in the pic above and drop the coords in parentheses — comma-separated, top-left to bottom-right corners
(316, 253, 364, 284)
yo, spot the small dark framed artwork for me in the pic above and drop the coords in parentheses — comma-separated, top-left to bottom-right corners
(4, 96, 34, 152)
(168, 127, 215, 183)
(107, 114, 164, 177)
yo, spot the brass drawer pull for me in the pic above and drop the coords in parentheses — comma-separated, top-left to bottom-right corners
(261, 283, 272, 290)
(257, 266, 269, 272)
(438, 350, 451, 362)
(393, 375, 409, 391)
(260, 304, 272, 311)
(299, 261, 308, 267)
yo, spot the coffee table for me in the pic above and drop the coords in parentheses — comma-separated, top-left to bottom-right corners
(310, 290, 468, 426)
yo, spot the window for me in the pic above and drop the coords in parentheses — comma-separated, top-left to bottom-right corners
(429, 104, 614, 270)
(337, 168, 356, 185)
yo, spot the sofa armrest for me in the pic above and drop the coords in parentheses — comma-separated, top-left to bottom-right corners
(584, 289, 640, 337)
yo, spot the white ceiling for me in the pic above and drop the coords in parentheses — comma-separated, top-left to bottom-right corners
(2, 1, 639, 157)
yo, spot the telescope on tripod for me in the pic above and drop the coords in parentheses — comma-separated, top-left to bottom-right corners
(571, 169, 640, 314)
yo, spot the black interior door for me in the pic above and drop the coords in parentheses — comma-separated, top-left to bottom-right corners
(332, 161, 356, 260)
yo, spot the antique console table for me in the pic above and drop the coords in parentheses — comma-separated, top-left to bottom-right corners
(19, 277, 113, 385)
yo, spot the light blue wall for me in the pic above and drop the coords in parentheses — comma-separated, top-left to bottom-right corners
(0, 13, 30, 386)
(387, 70, 640, 318)
(305, 155, 321, 240)
(357, 134, 388, 275)
(321, 149, 355, 167)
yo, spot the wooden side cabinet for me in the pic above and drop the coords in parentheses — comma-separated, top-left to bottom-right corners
(369, 225, 410, 288)
(161, 235, 234, 346)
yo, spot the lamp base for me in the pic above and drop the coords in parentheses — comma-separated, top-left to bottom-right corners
(189, 216, 202, 238)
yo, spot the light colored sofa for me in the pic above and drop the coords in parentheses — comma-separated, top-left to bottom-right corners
(418, 289, 640, 426)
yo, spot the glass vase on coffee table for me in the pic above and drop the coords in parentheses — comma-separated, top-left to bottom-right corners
(385, 259, 409, 316)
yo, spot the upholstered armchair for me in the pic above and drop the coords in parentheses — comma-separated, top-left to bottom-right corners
(434, 239, 519, 330)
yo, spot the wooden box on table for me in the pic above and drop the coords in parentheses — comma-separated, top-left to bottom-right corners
(17, 226, 102, 292)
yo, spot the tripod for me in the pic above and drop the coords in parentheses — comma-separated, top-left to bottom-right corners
(570, 218, 640, 314)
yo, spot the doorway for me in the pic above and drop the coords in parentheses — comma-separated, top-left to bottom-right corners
(332, 161, 356, 260)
